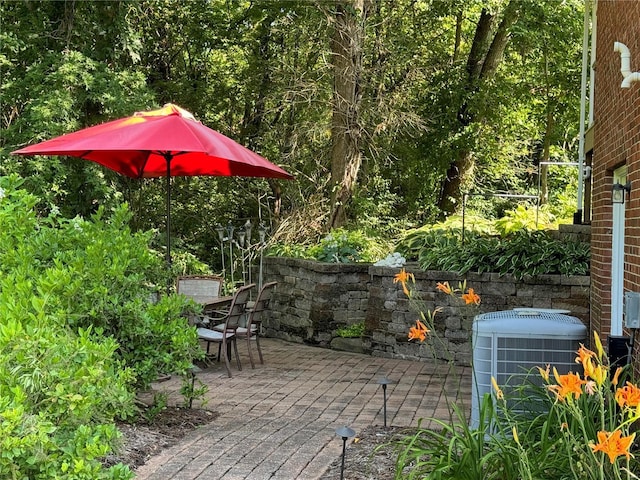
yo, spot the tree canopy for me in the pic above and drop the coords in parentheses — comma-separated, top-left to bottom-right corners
(1, 0, 585, 266)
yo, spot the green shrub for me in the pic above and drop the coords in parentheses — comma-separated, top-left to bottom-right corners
(307, 229, 365, 263)
(268, 227, 388, 263)
(494, 204, 557, 236)
(396, 215, 494, 262)
(336, 322, 365, 338)
(0, 324, 134, 479)
(0, 180, 203, 388)
(266, 242, 314, 259)
(0, 174, 205, 478)
(397, 227, 589, 279)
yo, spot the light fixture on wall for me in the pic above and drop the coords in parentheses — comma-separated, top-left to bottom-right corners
(612, 182, 631, 204)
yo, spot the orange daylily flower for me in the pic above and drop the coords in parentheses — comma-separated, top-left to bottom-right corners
(593, 331, 605, 360)
(537, 364, 551, 383)
(436, 282, 452, 295)
(591, 430, 635, 464)
(615, 382, 640, 409)
(512, 426, 520, 446)
(548, 368, 585, 401)
(491, 377, 504, 400)
(575, 344, 596, 366)
(575, 344, 607, 385)
(394, 268, 415, 296)
(612, 367, 623, 387)
(408, 319, 430, 342)
(461, 288, 481, 305)
(583, 359, 607, 386)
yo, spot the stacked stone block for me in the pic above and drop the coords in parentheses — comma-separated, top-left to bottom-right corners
(263, 257, 590, 366)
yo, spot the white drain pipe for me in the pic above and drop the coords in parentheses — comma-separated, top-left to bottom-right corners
(576, 0, 591, 223)
(614, 42, 640, 88)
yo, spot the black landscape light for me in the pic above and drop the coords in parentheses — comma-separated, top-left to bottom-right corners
(377, 376, 393, 427)
(335, 425, 356, 480)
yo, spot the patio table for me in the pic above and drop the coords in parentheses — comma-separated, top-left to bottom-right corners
(202, 295, 233, 314)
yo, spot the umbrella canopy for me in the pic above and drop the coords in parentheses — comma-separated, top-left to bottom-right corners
(12, 103, 293, 180)
(12, 103, 293, 270)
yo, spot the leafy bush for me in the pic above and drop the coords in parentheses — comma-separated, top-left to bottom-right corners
(397, 228, 589, 279)
(396, 215, 494, 261)
(268, 228, 388, 263)
(0, 175, 204, 478)
(493, 204, 556, 236)
(266, 242, 314, 260)
(0, 324, 135, 479)
(336, 322, 365, 338)
(307, 229, 366, 263)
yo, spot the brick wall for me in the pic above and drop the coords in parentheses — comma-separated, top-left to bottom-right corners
(590, 1, 640, 349)
(262, 257, 590, 365)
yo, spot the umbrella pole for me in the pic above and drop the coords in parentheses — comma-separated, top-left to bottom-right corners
(164, 154, 172, 293)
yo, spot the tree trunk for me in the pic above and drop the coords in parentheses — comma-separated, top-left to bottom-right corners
(452, 7, 463, 65)
(328, 1, 368, 229)
(439, 1, 520, 216)
(239, 13, 284, 218)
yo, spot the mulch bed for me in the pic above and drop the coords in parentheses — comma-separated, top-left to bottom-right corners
(103, 407, 218, 470)
(320, 425, 415, 480)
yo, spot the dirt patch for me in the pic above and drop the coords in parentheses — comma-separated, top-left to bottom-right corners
(319, 425, 415, 480)
(104, 407, 218, 471)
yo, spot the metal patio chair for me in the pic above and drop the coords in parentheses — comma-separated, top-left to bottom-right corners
(196, 283, 255, 377)
(213, 282, 276, 368)
(177, 274, 224, 308)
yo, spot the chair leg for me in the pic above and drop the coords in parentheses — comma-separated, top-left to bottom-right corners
(221, 339, 232, 378)
(255, 334, 264, 364)
(232, 337, 242, 371)
(246, 334, 256, 369)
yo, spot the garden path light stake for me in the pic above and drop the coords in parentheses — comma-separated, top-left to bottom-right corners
(378, 376, 393, 427)
(335, 425, 355, 480)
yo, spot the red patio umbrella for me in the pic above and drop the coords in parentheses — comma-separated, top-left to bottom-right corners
(12, 103, 293, 267)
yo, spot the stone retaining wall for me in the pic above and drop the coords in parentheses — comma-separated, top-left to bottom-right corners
(262, 257, 590, 366)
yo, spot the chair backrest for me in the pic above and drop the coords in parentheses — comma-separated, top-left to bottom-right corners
(177, 275, 223, 304)
(248, 282, 277, 327)
(225, 283, 255, 330)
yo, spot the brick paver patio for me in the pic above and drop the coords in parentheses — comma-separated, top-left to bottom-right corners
(134, 338, 471, 479)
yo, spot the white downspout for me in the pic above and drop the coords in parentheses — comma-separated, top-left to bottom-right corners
(614, 42, 640, 88)
(577, 0, 591, 223)
(588, 1, 596, 127)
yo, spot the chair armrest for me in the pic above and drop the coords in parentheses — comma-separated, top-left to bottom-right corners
(204, 308, 230, 321)
(192, 315, 212, 327)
